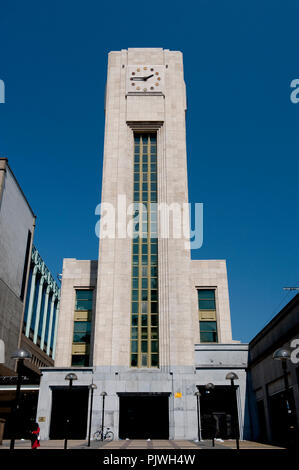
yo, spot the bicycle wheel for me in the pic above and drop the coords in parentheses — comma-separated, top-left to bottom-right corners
(105, 431, 114, 442)
(93, 431, 102, 441)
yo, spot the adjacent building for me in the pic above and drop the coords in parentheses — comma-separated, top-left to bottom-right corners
(37, 48, 249, 441)
(0, 158, 36, 375)
(248, 293, 299, 446)
(0, 158, 60, 437)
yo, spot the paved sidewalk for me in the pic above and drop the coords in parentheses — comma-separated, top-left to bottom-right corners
(0, 440, 87, 450)
(0, 439, 285, 450)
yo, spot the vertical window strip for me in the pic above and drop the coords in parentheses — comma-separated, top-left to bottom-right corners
(71, 289, 93, 366)
(131, 134, 159, 368)
(198, 289, 218, 343)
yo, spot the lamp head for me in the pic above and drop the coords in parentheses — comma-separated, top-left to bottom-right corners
(205, 383, 215, 391)
(226, 372, 239, 381)
(273, 348, 291, 361)
(11, 349, 32, 360)
(65, 373, 78, 382)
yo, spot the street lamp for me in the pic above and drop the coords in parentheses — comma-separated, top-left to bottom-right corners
(64, 373, 78, 450)
(194, 391, 201, 442)
(10, 348, 32, 450)
(273, 347, 295, 447)
(100, 392, 107, 442)
(225, 372, 239, 450)
(87, 383, 97, 447)
(204, 383, 215, 447)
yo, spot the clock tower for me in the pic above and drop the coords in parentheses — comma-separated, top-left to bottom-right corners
(93, 48, 194, 372)
(37, 48, 248, 443)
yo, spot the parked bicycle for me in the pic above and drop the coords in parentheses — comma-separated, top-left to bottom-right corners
(93, 426, 114, 441)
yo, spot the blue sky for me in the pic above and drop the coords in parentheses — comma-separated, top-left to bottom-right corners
(0, 1, 298, 343)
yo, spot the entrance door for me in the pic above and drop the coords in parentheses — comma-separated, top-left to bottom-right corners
(119, 393, 169, 439)
(49, 387, 89, 439)
(269, 389, 297, 446)
(198, 385, 238, 439)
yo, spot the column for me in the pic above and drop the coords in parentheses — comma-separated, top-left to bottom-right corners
(25, 266, 38, 337)
(33, 276, 45, 344)
(46, 295, 56, 356)
(40, 286, 51, 350)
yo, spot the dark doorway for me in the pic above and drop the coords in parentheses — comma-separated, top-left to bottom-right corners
(2, 390, 38, 439)
(49, 386, 89, 439)
(269, 389, 298, 447)
(198, 385, 239, 440)
(119, 393, 169, 439)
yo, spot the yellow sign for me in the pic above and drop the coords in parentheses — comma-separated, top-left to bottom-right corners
(38, 417, 46, 422)
(175, 392, 182, 398)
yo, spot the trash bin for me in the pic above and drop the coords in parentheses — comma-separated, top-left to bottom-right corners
(0, 419, 6, 445)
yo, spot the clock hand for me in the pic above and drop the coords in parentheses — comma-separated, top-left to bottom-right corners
(131, 77, 147, 81)
(144, 74, 154, 81)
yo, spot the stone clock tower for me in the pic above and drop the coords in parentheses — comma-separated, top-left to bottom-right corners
(36, 48, 249, 442)
(94, 49, 194, 371)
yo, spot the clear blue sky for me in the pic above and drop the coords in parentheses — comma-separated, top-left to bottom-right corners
(0, 1, 298, 343)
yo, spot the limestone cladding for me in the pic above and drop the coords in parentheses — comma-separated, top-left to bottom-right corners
(191, 259, 235, 344)
(54, 259, 98, 367)
(94, 48, 193, 368)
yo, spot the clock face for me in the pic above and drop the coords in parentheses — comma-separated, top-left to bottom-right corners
(126, 65, 165, 94)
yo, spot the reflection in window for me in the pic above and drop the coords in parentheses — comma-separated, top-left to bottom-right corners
(71, 289, 93, 366)
(130, 134, 159, 368)
(198, 289, 218, 343)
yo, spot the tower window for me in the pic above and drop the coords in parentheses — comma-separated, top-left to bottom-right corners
(130, 133, 159, 368)
(71, 289, 93, 366)
(197, 289, 218, 343)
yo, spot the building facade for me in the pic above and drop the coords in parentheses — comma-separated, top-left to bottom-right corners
(0, 158, 60, 438)
(0, 158, 35, 375)
(248, 293, 299, 446)
(22, 245, 60, 366)
(37, 48, 249, 441)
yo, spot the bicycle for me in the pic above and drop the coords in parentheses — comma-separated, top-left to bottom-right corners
(93, 426, 114, 441)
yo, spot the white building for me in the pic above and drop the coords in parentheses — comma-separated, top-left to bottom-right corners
(37, 48, 249, 441)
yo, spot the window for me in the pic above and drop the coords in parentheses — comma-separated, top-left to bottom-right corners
(73, 321, 91, 343)
(200, 321, 218, 342)
(75, 290, 93, 310)
(20, 230, 32, 301)
(198, 289, 216, 310)
(130, 134, 159, 368)
(197, 289, 218, 343)
(71, 289, 93, 366)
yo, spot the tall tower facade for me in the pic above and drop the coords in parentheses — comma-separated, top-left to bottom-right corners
(37, 49, 249, 442)
(94, 48, 194, 370)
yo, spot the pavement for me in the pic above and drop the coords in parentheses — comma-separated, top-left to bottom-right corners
(0, 439, 285, 450)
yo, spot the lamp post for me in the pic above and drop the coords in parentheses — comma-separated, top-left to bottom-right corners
(100, 392, 107, 442)
(205, 383, 215, 447)
(87, 383, 97, 447)
(10, 348, 32, 450)
(64, 373, 78, 450)
(194, 391, 201, 442)
(273, 347, 295, 447)
(225, 372, 239, 450)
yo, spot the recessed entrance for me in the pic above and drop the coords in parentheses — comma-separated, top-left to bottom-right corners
(49, 386, 89, 439)
(198, 385, 239, 440)
(118, 393, 169, 439)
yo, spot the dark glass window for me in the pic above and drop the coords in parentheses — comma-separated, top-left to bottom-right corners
(73, 322, 91, 343)
(75, 290, 93, 310)
(71, 290, 93, 366)
(130, 133, 159, 368)
(200, 321, 218, 343)
(198, 289, 218, 343)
